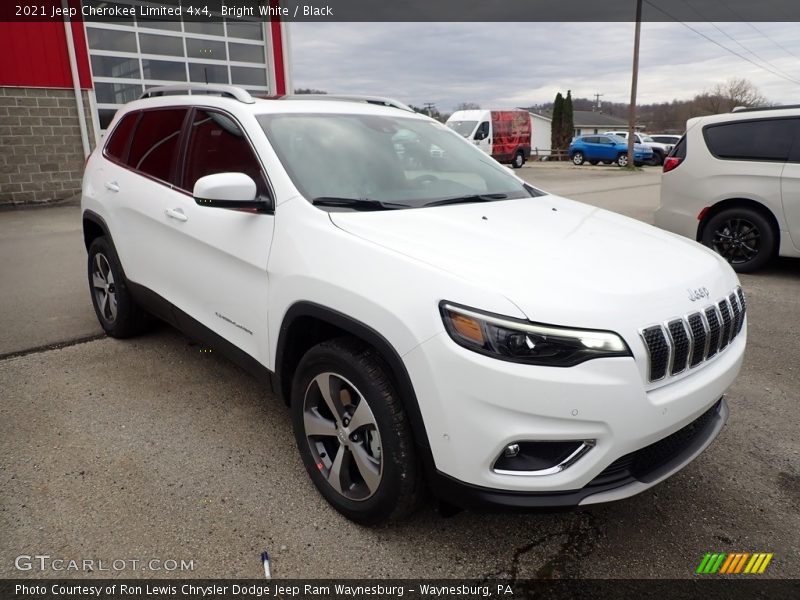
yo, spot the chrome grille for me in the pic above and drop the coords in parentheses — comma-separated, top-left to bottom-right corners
(640, 287, 746, 383)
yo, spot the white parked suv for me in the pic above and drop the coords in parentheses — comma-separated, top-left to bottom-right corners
(656, 105, 800, 272)
(604, 131, 672, 166)
(82, 84, 746, 524)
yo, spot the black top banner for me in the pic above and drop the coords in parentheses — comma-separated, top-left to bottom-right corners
(4, 0, 800, 23)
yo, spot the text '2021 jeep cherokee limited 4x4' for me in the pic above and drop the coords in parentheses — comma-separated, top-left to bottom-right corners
(82, 84, 747, 524)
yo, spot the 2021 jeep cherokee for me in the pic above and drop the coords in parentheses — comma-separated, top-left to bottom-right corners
(82, 84, 746, 524)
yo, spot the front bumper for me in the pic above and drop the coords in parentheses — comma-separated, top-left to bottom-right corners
(403, 328, 744, 504)
(427, 398, 728, 509)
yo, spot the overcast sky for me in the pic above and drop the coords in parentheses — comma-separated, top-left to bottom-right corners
(288, 22, 800, 111)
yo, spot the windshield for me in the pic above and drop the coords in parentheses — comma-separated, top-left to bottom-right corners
(446, 120, 479, 137)
(258, 113, 532, 208)
(641, 135, 655, 142)
(608, 135, 627, 144)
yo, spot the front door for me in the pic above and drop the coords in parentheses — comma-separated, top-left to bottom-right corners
(159, 108, 275, 363)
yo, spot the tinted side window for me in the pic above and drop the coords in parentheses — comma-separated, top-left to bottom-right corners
(127, 109, 187, 182)
(105, 112, 139, 162)
(671, 135, 687, 159)
(182, 110, 266, 195)
(703, 118, 799, 162)
(595, 137, 609, 144)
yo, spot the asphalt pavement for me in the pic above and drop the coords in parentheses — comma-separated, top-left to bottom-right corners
(1, 165, 798, 579)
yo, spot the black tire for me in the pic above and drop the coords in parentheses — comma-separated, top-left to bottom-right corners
(649, 150, 664, 166)
(701, 207, 776, 273)
(589, 160, 599, 165)
(511, 151, 525, 169)
(634, 161, 644, 167)
(291, 337, 424, 525)
(572, 151, 585, 166)
(616, 153, 629, 167)
(87, 236, 150, 338)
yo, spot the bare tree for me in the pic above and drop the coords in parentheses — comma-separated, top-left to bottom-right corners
(455, 102, 481, 111)
(694, 78, 769, 114)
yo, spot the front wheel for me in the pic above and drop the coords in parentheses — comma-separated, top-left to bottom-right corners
(616, 153, 629, 167)
(572, 152, 585, 165)
(291, 338, 424, 525)
(701, 207, 776, 272)
(512, 151, 525, 169)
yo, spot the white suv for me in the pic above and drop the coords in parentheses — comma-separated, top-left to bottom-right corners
(604, 131, 672, 165)
(656, 106, 800, 272)
(82, 84, 746, 524)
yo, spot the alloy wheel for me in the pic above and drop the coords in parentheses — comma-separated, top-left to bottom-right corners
(302, 372, 383, 501)
(711, 218, 761, 265)
(91, 252, 118, 322)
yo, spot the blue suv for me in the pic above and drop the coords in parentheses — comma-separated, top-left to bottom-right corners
(568, 134, 653, 167)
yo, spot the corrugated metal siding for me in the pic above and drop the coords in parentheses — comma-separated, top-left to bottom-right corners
(0, 18, 92, 89)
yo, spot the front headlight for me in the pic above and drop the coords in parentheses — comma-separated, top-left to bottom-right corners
(440, 302, 631, 367)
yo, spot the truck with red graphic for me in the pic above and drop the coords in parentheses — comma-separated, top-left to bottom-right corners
(446, 109, 532, 168)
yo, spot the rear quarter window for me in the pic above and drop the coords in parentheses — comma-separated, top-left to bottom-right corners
(104, 112, 139, 162)
(702, 117, 800, 162)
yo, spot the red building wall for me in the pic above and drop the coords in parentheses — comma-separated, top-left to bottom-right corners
(0, 19, 92, 89)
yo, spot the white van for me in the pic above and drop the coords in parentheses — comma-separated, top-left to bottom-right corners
(446, 109, 531, 168)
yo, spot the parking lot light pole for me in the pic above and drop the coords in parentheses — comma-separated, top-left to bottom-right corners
(627, 0, 642, 168)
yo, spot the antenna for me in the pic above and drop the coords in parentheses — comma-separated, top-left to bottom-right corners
(593, 93, 604, 111)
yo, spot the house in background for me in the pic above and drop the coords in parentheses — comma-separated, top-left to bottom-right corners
(528, 111, 552, 157)
(572, 110, 642, 137)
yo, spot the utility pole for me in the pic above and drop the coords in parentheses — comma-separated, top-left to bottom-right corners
(593, 93, 603, 112)
(423, 102, 436, 117)
(627, 0, 642, 168)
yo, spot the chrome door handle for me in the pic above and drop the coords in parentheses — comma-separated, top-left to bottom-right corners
(104, 181, 120, 192)
(165, 207, 188, 222)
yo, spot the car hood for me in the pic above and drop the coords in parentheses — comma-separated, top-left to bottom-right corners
(329, 194, 738, 330)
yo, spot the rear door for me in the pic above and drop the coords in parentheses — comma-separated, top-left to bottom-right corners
(157, 107, 275, 362)
(781, 119, 800, 250)
(100, 108, 189, 298)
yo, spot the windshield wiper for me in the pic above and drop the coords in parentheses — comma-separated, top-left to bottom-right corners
(423, 193, 508, 207)
(312, 197, 409, 211)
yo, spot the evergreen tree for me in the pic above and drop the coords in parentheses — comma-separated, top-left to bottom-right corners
(551, 92, 564, 152)
(563, 90, 575, 147)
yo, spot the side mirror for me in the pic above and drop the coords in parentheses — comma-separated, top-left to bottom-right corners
(193, 172, 269, 210)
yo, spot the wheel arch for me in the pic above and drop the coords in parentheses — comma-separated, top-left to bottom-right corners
(274, 302, 432, 453)
(696, 198, 781, 250)
(82, 210, 109, 251)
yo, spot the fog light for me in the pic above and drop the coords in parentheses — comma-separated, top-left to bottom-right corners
(493, 440, 595, 475)
(503, 443, 520, 458)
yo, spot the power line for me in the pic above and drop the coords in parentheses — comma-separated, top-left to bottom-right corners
(643, 0, 800, 87)
(708, 0, 800, 61)
(676, 0, 800, 84)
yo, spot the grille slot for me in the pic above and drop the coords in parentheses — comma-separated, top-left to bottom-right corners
(640, 287, 745, 383)
(705, 306, 721, 359)
(641, 326, 669, 381)
(667, 319, 690, 375)
(729, 293, 742, 337)
(687, 313, 707, 367)
(718, 300, 732, 350)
